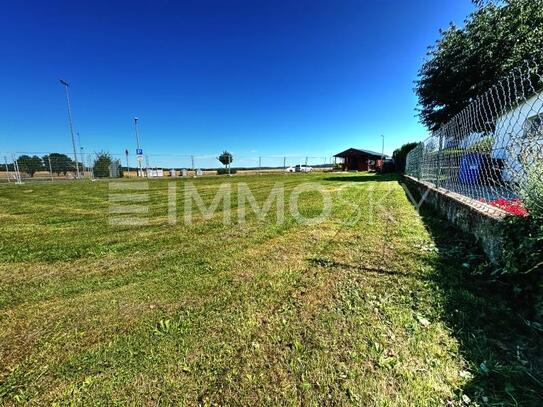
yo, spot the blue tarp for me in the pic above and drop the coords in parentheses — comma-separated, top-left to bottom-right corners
(459, 153, 484, 185)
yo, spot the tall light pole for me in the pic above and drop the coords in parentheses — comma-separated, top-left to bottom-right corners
(59, 79, 80, 178)
(134, 117, 143, 177)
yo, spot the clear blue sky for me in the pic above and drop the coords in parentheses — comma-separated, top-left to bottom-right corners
(0, 0, 474, 167)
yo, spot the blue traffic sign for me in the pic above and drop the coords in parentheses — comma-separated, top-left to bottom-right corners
(136, 148, 143, 155)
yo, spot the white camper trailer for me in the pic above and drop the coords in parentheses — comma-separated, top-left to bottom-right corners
(492, 92, 543, 183)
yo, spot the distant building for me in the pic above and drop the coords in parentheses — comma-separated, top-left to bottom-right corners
(108, 160, 122, 178)
(333, 148, 387, 171)
(147, 168, 164, 177)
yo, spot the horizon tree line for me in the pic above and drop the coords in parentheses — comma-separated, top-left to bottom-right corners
(1, 152, 114, 177)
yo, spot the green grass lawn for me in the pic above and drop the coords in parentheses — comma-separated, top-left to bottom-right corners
(0, 173, 541, 405)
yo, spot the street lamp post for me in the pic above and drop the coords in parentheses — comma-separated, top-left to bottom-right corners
(59, 79, 80, 179)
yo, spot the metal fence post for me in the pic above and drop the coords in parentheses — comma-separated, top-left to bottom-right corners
(88, 155, 94, 179)
(47, 154, 54, 182)
(12, 154, 22, 184)
(4, 156, 11, 183)
(437, 133, 443, 188)
(125, 151, 130, 179)
(404, 59, 543, 204)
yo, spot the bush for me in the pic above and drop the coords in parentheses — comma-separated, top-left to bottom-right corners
(392, 142, 419, 173)
(520, 160, 543, 220)
(502, 216, 543, 274)
(93, 152, 113, 178)
(216, 168, 237, 175)
(500, 215, 543, 321)
(378, 160, 395, 173)
(467, 136, 494, 154)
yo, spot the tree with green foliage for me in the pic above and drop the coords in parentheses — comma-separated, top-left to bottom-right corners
(392, 142, 419, 173)
(416, 0, 543, 130)
(16, 155, 43, 177)
(42, 153, 75, 176)
(218, 151, 233, 175)
(93, 152, 113, 178)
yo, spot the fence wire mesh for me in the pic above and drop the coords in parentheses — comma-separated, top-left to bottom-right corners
(406, 60, 543, 213)
(0, 152, 335, 183)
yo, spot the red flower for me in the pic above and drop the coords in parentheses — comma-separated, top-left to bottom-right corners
(479, 198, 528, 216)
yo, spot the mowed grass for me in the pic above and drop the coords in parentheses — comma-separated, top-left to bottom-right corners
(0, 173, 541, 405)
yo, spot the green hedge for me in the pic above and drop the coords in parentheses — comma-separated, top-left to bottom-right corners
(216, 168, 237, 175)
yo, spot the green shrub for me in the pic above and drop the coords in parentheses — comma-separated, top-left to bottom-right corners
(501, 149, 543, 310)
(392, 142, 419, 173)
(93, 152, 113, 178)
(520, 160, 543, 220)
(500, 215, 543, 321)
(502, 216, 543, 274)
(494, 154, 542, 318)
(216, 168, 237, 175)
(467, 136, 494, 154)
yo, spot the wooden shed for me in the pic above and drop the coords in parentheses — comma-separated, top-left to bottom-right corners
(334, 148, 386, 171)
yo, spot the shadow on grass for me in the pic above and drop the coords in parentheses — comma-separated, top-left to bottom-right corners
(416, 204, 543, 405)
(323, 173, 400, 183)
(308, 257, 426, 279)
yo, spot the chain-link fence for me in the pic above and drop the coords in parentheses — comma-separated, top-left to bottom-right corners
(0, 152, 99, 183)
(0, 152, 335, 183)
(406, 60, 543, 213)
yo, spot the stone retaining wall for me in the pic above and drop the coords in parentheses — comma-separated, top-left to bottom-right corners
(403, 175, 508, 264)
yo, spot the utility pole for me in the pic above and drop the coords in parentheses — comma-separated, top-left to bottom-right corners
(283, 156, 286, 172)
(134, 117, 143, 177)
(258, 156, 262, 175)
(59, 79, 80, 179)
(80, 147, 85, 175)
(125, 149, 130, 178)
(77, 132, 84, 176)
